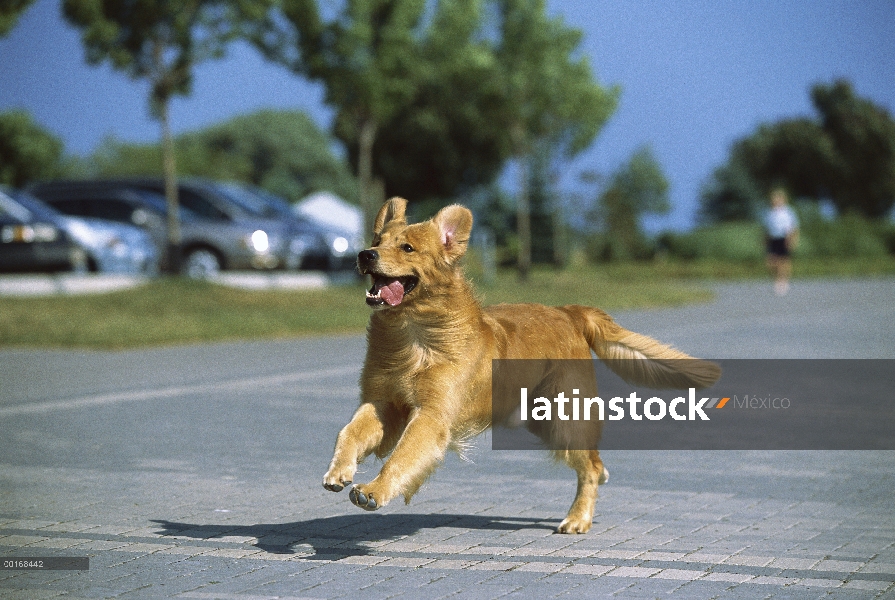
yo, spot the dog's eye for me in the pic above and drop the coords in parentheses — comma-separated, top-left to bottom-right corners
(401, 243, 414, 253)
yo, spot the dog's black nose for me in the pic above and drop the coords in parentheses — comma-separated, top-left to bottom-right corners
(358, 249, 378, 266)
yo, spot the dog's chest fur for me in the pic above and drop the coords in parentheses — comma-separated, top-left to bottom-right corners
(364, 309, 481, 409)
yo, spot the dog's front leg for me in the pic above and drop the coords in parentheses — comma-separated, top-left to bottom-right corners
(323, 402, 386, 493)
(349, 409, 450, 511)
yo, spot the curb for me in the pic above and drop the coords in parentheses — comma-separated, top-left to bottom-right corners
(0, 271, 360, 296)
(0, 274, 149, 297)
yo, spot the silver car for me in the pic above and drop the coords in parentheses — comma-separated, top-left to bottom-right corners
(1, 189, 157, 275)
(30, 179, 289, 277)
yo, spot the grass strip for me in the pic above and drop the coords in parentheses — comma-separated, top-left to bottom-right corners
(2, 256, 893, 349)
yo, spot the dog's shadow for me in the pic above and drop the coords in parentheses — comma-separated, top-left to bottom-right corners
(151, 513, 556, 559)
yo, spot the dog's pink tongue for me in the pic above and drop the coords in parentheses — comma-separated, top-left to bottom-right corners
(380, 279, 405, 306)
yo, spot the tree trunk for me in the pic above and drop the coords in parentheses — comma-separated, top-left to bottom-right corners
(159, 95, 181, 273)
(358, 117, 378, 242)
(516, 155, 531, 281)
(511, 122, 531, 281)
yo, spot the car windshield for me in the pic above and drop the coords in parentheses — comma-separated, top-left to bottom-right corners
(129, 189, 200, 222)
(242, 186, 294, 218)
(3, 189, 63, 222)
(213, 183, 281, 219)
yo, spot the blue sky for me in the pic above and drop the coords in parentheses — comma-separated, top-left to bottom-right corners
(1, 0, 893, 231)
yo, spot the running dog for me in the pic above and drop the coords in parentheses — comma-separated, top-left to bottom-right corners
(323, 198, 720, 533)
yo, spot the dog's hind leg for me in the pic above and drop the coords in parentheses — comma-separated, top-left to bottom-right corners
(556, 449, 609, 534)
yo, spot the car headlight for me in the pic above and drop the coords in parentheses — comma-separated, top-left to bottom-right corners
(251, 230, 269, 252)
(332, 236, 349, 254)
(242, 230, 274, 253)
(1, 223, 59, 243)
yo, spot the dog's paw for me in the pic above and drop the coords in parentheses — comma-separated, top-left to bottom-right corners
(323, 479, 351, 492)
(322, 467, 354, 492)
(349, 485, 380, 511)
(556, 516, 592, 534)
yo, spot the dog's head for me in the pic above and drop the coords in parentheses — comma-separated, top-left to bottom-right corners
(358, 197, 473, 310)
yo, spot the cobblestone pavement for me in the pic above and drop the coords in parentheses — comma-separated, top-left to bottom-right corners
(1, 279, 894, 599)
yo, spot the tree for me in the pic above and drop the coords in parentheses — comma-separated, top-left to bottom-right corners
(736, 119, 838, 200)
(702, 80, 895, 221)
(0, 110, 64, 187)
(63, 0, 274, 270)
(700, 120, 834, 223)
(92, 110, 357, 202)
(351, 2, 511, 207)
(812, 80, 895, 218)
(0, 0, 35, 36)
(259, 0, 616, 258)
(588, 147, 669, 261)
(698, 158, 764, 223)
(261, 0, 429, 238)
(491, 0, 618, 279)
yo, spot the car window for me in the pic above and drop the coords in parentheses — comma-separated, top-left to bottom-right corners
(0, 193, 32, 222)
(178, 189, 230, 221)
(247, 186, 295, 217)
(214, 183, 280, 219)
(86, 198, 134, 223)
(6, 190, 62, 222)
(44, 198, 89, 217)
(129, 189, 199, 221)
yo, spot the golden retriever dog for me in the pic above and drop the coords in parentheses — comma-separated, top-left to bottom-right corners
(323, 198, 720, 533)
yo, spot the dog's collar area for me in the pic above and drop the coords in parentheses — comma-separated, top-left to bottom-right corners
(366, 274, 419, 307)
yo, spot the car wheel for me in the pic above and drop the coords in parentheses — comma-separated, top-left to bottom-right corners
(183, 248, 222, 279)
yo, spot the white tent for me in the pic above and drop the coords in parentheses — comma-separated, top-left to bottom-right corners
(293, 192, 362, 238)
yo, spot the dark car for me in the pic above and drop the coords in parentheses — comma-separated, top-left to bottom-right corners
(1, 188, 157, 274)
(30, 178, 294, 277)
(0, 188, 86, 273)
(213, 182, 360, 270)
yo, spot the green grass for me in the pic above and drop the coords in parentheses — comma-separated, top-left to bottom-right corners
(0, 277, 372, 350)
(0, 267, 711, 350)
(470, 265, 713, 310)
(2, 254, 893, 349)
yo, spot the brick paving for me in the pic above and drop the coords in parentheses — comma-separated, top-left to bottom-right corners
(1, 279, 894, 599)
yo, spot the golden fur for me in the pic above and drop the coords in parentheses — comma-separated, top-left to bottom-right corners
(323, 198, 720, 533)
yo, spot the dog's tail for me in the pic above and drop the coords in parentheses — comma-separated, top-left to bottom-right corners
(564, 305, 721, 390)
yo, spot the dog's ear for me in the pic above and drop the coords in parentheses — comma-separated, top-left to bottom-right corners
(373, 197, 407, 234)
(433, 204, 473, 262)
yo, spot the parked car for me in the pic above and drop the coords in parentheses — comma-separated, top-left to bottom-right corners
(30, 178, 292, 277)
(0, 188, 86, 273)
(214, 182, 361, 270)
(0, 188, 157, 274)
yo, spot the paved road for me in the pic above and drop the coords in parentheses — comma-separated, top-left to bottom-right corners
(1, 278, 894, 599)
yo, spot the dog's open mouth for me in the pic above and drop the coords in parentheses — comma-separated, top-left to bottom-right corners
(365, 275, 419, 307)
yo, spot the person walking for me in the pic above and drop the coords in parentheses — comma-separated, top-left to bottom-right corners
(764, 187, 799, 295)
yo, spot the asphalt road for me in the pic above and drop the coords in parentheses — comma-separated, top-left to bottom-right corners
(1, 278, 894, 599)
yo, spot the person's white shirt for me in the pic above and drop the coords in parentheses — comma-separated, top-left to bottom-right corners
(765, 205, 798, 239)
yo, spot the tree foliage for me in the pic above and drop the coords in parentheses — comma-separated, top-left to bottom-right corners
(812, 81, 895, 218)
(0, 0, 35, 36)
(587, 147, 669, 261)
(351, 1, 511, 205)
(259, 0, 617, 255)
(698, 158, 764, 223)
(261, 0, 434, 234)
(0, 110, 65, 188)
(92, 110, 357, 203)
(486, 0, 618, 277)
(702, 80, 895, 221)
